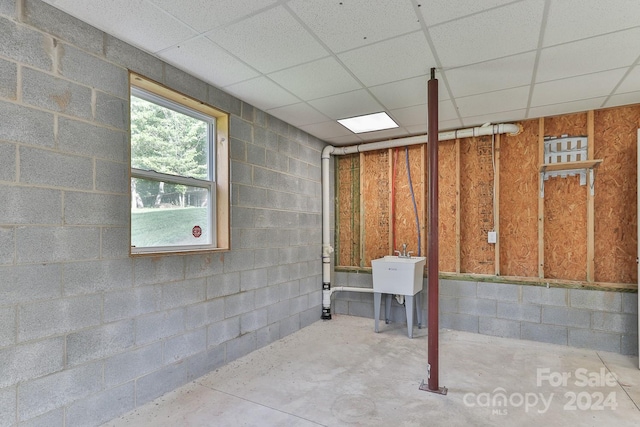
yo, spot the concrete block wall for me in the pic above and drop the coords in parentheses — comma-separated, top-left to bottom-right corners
(334, 273, 638, 356)
(0, 1, 323, 425)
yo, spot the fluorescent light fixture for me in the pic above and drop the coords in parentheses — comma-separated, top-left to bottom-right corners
(337, 112, 399, 134)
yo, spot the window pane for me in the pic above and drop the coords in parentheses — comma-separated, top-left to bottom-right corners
(131, 177, 211, 248)
(131, 95, 209, 180)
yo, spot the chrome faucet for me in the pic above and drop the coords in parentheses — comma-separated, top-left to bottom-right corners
(394, 243, 413, 258)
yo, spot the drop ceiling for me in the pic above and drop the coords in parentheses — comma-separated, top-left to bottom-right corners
(43, 0, 640, 146)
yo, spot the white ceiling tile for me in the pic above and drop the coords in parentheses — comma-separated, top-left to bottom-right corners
(224, 77, 299, 111)
(370, 76, 440, 111)
(456, 86, 530, 118)
(268, 57, 362, 101)
(528, 97, 607, 119)
(604, 91, 640, 108)
(287, 0, 420, 53)
(445, 52, 537, 98)
(536, 28, 640, 83)
(357, 127, 409, 142)
(390, 104, 427, 127)
(544, 0, 640, 46)
(405, 123, 428, 134)
(405, 119, 463, 135)
(391, 99, 459, 127)
(159, 37, 259, 87)
(308, 90, 384, 120)
(427, 99, 459, 122)
(207, 6, 328, 74)
(338, 32, 435, 87)
(430, 0, 544, 68)
(531, 68, 627, 107)
(149, 0, 278, 32)
(42, 0, 640, 141)
(51, 0, 195, 53)
(266, 103, 329, 127)
(300, 121, 353, 140)
(461, 109, 528, 128)
(325, 134, 364, 146)
(615, 66, 640, 94)
(436, 119, 465, 131)
(421, 0, 515, 26)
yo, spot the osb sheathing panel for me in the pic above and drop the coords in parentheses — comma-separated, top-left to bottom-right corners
(500, 120, 539, 277)
(335, 105, 638, 288)
(544, 113, 588, 281)
(594, 106, 640, 284)
(438, 140, 457, 272)
(362, 150, 390, 266)
(460, 136, 495, 274)
(336, 154, 360, 266)
(392, 146, 424, 256)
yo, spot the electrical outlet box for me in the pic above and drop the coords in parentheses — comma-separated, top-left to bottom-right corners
(488, 231, 497, 244)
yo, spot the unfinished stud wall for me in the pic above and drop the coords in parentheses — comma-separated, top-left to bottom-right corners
(336, 153, 360, 266)
(335, 107, 639, 288)
(460, 136, 495, 275)
(438, 140, 457, 272)
(333, 106, 639, 355)
(0, 1, 323, 425)
(392, 146, 425, 257)
(499, 120, 539, 277)
(594, 105, 640, 284)
(361, 150, 390, 266)
(543, 113, 589, 281)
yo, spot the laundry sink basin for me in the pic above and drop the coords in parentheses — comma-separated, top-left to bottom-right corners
(371, 255, 426, 295)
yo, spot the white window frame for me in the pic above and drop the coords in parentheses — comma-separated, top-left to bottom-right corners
(130, 73, 230, 255)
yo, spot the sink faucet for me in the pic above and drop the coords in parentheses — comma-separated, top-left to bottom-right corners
(394, 243, 413, 258)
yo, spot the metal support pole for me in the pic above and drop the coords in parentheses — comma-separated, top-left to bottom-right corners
(420, 68, 447, 395)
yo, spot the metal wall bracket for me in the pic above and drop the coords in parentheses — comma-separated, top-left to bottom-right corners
(539, 135, 602, 198)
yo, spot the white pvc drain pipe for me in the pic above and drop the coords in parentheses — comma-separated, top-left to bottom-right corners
(321, 123, 521, 319)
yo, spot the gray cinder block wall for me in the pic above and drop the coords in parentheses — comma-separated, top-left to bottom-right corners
(334, 272, 638, 356)
(0, 1, 323, 425)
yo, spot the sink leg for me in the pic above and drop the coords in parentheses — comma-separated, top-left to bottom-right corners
(374, 292, 381, 333)
(405, 295, 414, 338)
(385, 294, 392, 324)
(415, 291, 423, 328)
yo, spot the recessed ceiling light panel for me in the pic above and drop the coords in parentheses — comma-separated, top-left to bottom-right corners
(337, 112, 399, 134)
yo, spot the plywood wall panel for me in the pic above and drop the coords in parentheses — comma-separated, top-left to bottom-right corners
(545, 113, 588, 137)
(594, 106, 640, 284)
(543, 113, 588, 281)
(460, 136, 495, 274)
(336, 154, 360, 266)
(362, 149, 390, 266)
(439, 140, 457, 272)
(393, 146, 424, 256)
(334, 104, 639, 289)
(543, 176, 587, 280)
(500, 120, 539, 277)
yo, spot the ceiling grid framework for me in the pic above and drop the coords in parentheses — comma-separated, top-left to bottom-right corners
(44, 0, 640, 146)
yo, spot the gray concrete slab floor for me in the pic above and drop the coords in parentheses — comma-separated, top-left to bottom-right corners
(103, 315, 640, 426)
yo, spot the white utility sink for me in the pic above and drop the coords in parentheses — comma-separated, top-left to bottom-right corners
(371, 255, 426, 295)
(371, 255, 426, 338)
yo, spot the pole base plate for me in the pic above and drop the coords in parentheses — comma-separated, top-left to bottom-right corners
(419, 380, 448, 395)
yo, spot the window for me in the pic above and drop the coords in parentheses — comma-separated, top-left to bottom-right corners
(130, 73, 229, 255)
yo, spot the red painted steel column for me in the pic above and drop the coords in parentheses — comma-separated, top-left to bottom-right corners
(423, 68, 446, 394)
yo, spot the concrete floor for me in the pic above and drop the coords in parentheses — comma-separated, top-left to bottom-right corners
(103, 315, 640, 426)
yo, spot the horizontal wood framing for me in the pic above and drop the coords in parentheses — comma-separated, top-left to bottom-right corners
(334, 266, 636, 293)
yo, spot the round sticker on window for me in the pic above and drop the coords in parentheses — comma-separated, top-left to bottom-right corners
(192, 225, 202, 238)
